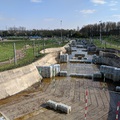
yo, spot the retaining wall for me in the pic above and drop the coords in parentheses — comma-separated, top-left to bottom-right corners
(0, 64, 42, 100)
(0, 50, 60, 100)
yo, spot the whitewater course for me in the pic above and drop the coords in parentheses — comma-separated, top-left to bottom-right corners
(0, 39, 120, 120)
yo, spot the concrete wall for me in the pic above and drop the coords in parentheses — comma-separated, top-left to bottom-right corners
(0, 51, 59, 100)
(0, 64, 42, 100)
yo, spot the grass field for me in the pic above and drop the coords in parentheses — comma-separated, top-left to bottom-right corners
(93, 36, 120, 50)
(0, 39, 67, 71)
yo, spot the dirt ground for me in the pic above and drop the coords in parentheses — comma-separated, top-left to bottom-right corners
(0, 46, 120, 120)
(40, 47, 66, 54)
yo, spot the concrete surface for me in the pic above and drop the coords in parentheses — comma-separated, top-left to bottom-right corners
(0, 47, 65, 100)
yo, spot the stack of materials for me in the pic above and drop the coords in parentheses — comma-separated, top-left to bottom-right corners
(100, 65, 120, 82)
(100, 65, 115, 80)
(60, 54, 69, 63)
(52, 64, 61, 77)
(59, 71, 67, 77)
(46, 100, 71, 114)
(37, 64, 60, 78)
(38, 66, 53, 78)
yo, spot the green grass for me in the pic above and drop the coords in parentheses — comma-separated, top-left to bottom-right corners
(0, 43, 14, 62)
(0, 39, 67, 71)
(93, 37, 120, 50)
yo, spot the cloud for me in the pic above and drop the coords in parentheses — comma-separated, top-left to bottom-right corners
(91, 0, 106, 4)
(31, 0, 42, 3)
(108, 0, 118, 6)
(80, 9, 96, 14)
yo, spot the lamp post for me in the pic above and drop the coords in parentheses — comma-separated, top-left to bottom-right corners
(99, 21, 102, 42)
(60, 20, 63, 43)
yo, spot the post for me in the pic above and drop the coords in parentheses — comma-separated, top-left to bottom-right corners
(116, 101, 120, 120)
(43, 38, 45, 54)
(60, 20, 63, 43)
(13, 43, 17, 65)
(85, 89, 88, 120)
(99, 21, 102, 43)
(38, 40, 40, 54)
(33, 40, 35, 57)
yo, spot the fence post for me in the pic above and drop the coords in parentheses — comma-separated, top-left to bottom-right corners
(13, 43, 17, 65)
(33, 40, 35, 57)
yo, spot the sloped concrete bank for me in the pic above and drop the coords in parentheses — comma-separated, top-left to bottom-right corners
(0, 64, 42, 100)
(0, 47, 66, 100)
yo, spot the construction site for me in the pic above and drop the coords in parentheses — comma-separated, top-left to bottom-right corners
(0, 39, 120, 120)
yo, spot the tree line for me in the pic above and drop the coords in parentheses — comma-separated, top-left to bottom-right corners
(80, 21, 120, 37)
(0, 27, 77, 38)
(1, 21, 120, 39)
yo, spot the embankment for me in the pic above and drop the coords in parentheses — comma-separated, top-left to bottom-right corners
(0, 47, 66, 100)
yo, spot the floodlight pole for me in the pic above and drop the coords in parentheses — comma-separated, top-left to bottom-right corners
(60, 20, 63, 43)
(99, 21, 102, 42)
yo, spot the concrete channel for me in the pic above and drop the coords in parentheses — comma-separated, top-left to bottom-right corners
(0, 41, 120, 120)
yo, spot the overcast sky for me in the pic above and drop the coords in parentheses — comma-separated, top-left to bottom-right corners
(0, 0, 120, 30)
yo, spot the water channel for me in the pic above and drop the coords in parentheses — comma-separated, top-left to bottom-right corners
(0, 45, 120, 120)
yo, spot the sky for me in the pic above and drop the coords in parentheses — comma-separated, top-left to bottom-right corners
(0, 0, 120, 30)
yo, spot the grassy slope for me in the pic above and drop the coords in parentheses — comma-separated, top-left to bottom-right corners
(93, 36, 120, 50)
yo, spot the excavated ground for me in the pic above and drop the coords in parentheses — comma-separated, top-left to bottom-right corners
(0, 47, 120, 120)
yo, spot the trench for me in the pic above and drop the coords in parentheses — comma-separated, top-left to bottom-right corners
(0, 43, 120, 120)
